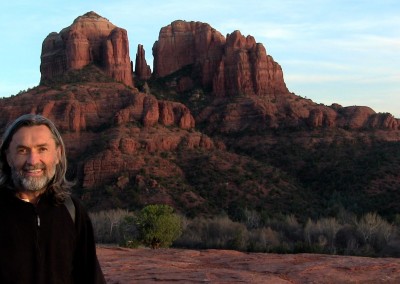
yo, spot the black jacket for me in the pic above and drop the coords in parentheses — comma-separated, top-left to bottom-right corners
(0, 188, 106, 284)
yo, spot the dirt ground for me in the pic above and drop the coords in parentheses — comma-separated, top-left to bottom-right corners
(97, 246, 400, 283)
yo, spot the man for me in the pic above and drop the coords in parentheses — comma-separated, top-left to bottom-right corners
(0, 114, 106, 284)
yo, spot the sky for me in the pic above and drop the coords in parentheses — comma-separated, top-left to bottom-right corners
(0, 0, 399, 117)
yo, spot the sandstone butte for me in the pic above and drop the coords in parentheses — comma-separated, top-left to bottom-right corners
(97, 246, 400, 283)
(40, 11, 133, 87)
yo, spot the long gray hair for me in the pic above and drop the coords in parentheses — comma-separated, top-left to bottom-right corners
(0, 114, 72, 203)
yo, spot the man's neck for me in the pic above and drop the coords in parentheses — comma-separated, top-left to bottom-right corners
(16, 190, 44, 204)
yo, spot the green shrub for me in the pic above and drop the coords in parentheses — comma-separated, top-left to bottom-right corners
(136, 204, 182, 249)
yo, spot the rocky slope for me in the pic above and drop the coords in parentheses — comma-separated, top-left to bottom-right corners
(1, 12, 399, 218)
(98, 246, 400, 283)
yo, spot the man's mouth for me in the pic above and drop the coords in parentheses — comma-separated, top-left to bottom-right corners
(23, 167, 45, 177)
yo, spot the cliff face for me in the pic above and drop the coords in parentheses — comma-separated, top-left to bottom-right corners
(213, 30, 288, 97)
(152, 20, 226, 91)
(152, 21, 287, 97)
(40, 11, 133, 87)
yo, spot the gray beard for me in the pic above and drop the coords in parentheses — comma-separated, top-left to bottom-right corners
(11, 165, 56, 192)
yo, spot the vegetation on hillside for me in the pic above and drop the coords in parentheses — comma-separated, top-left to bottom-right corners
(90, 207, 400, 257)
(228, 132, 400, 220)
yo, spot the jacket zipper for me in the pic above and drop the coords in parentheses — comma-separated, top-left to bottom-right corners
(34, 207, 43, 283)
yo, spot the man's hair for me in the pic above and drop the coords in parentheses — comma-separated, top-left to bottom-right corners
(0, 114, 72, 203)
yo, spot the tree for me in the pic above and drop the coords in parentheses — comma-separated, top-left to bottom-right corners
(136, 204, 182, 249)
(356, 212, 393, 250)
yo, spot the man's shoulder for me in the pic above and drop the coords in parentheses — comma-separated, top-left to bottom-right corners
(65, 195, 90, 220)
(0, 187, 15, 202)
(64, 195, 76, 223)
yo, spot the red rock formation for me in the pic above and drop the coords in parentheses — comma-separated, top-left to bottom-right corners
(151, 20, 400, 133)
(196, 94, 400, 134)
(152, 21, 288, 98)
(82, 129, 214, 189)
(369, 113, 399, 130)
(135, 44, 151, 80)
(40, 11, 133, 87)
(307, 107, 337, 128)
(337, 106, 376, 129)
(142, 95, 160, 127)
(114, 92, 195, 129)
(159, 101, 195, 129)
(152, 20, 226, 89)
(213, 30, 288, 98)
(103, 28, 133, 86)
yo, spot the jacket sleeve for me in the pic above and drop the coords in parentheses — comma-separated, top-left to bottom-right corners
(71, 197, 106, 284)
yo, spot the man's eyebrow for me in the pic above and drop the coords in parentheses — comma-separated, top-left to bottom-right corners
(16, 143, 50, 148)
(36, 143, 50, 147)
(15, 144, 29, 149)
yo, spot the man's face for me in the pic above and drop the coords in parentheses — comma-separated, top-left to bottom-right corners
(6, 125, 61, 193)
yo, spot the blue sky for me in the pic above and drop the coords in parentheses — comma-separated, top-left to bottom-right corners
(1, 0, 399, 117)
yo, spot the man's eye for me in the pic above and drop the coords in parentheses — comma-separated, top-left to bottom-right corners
(38, 148, 48, 152)
(17, 149, 27, 154)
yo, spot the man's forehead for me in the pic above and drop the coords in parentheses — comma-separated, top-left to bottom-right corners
(11, 125, 56, 145)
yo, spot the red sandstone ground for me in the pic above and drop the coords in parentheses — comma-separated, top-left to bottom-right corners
(97, 246, 400, 283)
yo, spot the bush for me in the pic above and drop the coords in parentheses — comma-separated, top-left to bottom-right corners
(247, 227, 280, 252)
(118, 215, 140, 248)
(335, 225, 364, 255)
(90, 209, 133, 243)
(203, 216, 248, 250)
(269, 214, 303, 243)
(356, 212, 394, 251)
(304, 217, 342, 253)
(176, 216, 249, 251)
(136, 204, 182, 249)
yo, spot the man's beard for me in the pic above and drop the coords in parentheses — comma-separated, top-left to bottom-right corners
(11, 164, 56, 192)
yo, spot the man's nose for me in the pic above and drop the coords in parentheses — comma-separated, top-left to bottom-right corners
(26, 151, 40, 165)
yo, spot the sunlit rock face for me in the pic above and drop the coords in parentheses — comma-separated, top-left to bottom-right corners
(40, 11, 133, 87)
